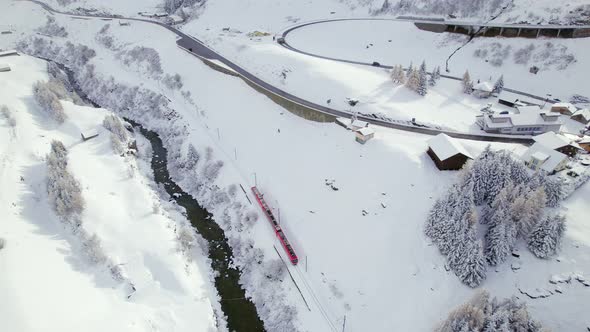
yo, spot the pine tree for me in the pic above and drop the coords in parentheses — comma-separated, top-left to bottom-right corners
(185, 143, 200, 170)
(492, 75, 504, 94)
(390, 65, 406, 84)
(527, 214, 566, 258)
(485, 215, 516, 266)
(405, 66, 420, 92)
(417, 61, 428, 96)
(457, 229, 487, 288)
(434, 66, 441, 81)
(429, 72, 437, 86)
(462, 70, 473, 94)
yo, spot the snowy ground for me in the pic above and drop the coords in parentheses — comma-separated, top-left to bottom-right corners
(1, 1, 589, 332)
(0, 54, 219, 332)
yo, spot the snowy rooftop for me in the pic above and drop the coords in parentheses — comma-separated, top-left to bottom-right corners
(484, 112, 561, 129)
(579, 136, 590, 144)
(473, 81, 493, 92)
(351, 119, 368, 128)
(551, 102, 577, 112)
(533, 132, 575, 150)
(427, 133, 473, 161)
(0, 63, 10, 72)
(497, 90, 540, 106)
(516, 105, 541, 114)
(521, 143, 568, 173)
(571, 109, 590, 121)
(355, 127, 375, 136)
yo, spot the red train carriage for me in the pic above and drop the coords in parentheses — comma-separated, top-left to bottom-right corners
(251, 187, 299, 265)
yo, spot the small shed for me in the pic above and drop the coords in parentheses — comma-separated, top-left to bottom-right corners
(0, 64, 10, 72)
(571, 109, 590, 124)
(427, 133, 473, 170)
(473, 81, 494, 98)
(81, 130, 99, 141)
(521, 143, 568, 174)
(355, 127, 375, 144)
(532, 132, 582, 157)
(550, 102, 577, 116)
(497, 91, 540, 108)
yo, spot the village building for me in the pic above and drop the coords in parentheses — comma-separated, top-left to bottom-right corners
(550, 102, 577, 116)
(0, 63, 10, 72)
(532, 132, 582, 157)
(570, 109, 590, 125)
(472, 81, 494, 98)
(355, 127, 375, 144)
(578, 137, 590, 153)
(426, 133, 473, 170)
(521, 143, 568, 174)
(477, 112, 561, 135)
(0, 50, 19, 58)
(335, 117, 369, 131)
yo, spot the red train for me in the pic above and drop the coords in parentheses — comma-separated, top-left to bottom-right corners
(251, 187, 299, 265)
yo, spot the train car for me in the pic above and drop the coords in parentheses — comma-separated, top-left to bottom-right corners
(251, 187, 299, 265)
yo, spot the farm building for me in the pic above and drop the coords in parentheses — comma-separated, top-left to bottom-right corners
(0, 63, 10, 72)
(550, 102, 577, 115)
(0, 50, 19, 57)
(335, 117, 369, 131)
(355, 127, 375, 144)
(477, 112, 561, 135)
(426, 133, 473, 170)
(521, 143, 568, 174)
(532, 132, 582, 157)
(472, 81, 494, 98)
(571, 109, 590, 124)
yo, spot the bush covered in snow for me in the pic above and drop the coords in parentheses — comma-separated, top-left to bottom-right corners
(162, 73, 184, 90)
(425, 147, 568, 287)
(33, 81, 67, 123)
(36, 16, 68, 38)
(1, 105, 16, 127)
(473, 41, 576, 70)
(46, 140, 85, 219)
(435, 290, 545, 332)
(103, 114, 130, 154)
(117, 46, 163, 76)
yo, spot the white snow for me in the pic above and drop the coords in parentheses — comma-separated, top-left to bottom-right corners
(0, 54, 218, 332)
(1, 1, 589, 331)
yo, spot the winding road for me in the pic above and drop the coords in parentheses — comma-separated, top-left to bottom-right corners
(24, 0, 542, 143)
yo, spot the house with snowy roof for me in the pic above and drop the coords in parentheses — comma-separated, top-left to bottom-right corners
(532, 132, 583, 157)
(478, 112, 561, 135)
(426, 133, 473, 170)
(355, 127, 375, 144)
(550, 102, 577, 116)
(570, 109, 590, 125)
(497, 90, 541, 108)
(472, 81, 494, 99)
(0, 63, 10, 72)
(521, 143, 568, 174)
(578, 137, 590, 153)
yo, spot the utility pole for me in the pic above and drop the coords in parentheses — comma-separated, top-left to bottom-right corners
(253, 172, 257, 187)
(217, 128, 221, 140)
(342, 315, 346, 332)
(305, 256, 308, 273)
(234, 148, 237, 160)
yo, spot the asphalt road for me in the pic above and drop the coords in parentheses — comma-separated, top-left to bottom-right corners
(24, 0, 537, 143)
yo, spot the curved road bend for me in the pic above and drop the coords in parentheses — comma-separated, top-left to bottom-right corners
(25, 0, 535, 143)
(279, 18, 561, 103)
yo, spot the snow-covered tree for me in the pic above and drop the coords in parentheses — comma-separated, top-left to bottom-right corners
(33, 81, 67, 123)
(492, 75, 504, 94)
(429, 71, 437, 86)
(46, 140, 85, 220)
(162, 73, 184, 90)
(185, 143, 200, 170)
(405, 65, 420, 92)
(457, 230, 487, 288)
(527, 214, 566, 258)
(1, 105, 16, 127)
(434, 66, 441, 81)
(417, 60, 428, 96)
(485, 213, 516, 266)
(37, 16, 68, 38)
(462, 70, 473, 94)
(390, 64, 406, 84)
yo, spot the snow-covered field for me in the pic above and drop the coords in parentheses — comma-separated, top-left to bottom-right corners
(1, 0, 590, 331)
(0, 54, 218, 332)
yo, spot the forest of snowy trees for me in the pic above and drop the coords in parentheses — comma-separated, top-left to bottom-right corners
(18, 37, 300, 331)
(436, 290, 545, 332)
(391, 61, 440, 95)
(425, 147, 568, 287)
